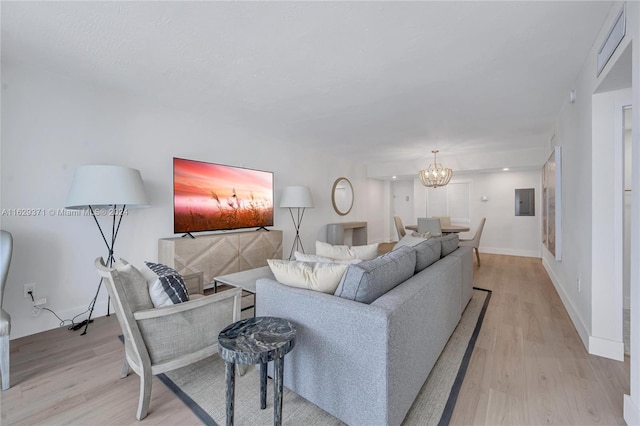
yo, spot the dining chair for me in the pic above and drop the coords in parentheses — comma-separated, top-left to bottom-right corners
(417, 218, 442, 237)
(394, 216, 407, 240)
(434, 216, 451, 227)
(0, 230, 13, 390)
(459, 218, 486, 266)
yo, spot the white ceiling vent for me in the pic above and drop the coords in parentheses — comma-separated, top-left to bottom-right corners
(597, 6, 625, 76)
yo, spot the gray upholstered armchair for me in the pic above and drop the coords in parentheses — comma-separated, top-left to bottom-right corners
(1, 230, 13, 390)
(95, 257, 242, 420)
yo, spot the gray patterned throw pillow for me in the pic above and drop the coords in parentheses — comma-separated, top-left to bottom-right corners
(144, 262, 189, 307)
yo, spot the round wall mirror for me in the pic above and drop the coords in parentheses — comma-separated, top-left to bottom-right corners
(331, 177, 354, 216)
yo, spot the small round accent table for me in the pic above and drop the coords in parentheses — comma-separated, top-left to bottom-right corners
(218, 316, 296, 426)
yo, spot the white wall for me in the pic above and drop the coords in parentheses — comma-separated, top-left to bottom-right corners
(391, 180, 414, 240)
(0, 62, 382, 339)
(542, 3, 638, 365)
(591, 87, 631, 359)
(385, 170, 541, 257)
(624, 116, 631, 310)
(454, 171, 541, 258)
(626, 2, 640, 423)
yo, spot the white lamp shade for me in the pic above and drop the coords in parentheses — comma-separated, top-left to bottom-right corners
(66, 165, 149, 209)
(280, 186, 314, 208)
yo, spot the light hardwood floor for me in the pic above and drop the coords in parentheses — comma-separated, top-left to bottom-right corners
(1, 254, 630, 425)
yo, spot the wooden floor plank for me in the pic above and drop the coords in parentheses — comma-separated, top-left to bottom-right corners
(0, 253, 630, 425)
(450, 254, 629, 426)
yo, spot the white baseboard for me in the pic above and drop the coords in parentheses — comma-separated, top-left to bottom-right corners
(542, 258, 590, 351)
(542, 259, 626, 362)
(589, 335, 625, 361)
(479, 246, 541, 258)
(625, 394, 640, 426)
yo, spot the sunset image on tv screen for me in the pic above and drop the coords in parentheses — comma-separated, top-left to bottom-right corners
(173, 158, 274, 233)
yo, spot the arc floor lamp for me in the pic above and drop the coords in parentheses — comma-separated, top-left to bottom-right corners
(66, 165, 148, 334)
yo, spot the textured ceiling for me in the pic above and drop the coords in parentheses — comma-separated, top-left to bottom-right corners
(1, 1, 613, 169)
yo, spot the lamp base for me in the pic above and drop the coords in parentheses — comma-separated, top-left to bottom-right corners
(71, 319, 94, 332)
(286, 207, 307, 260)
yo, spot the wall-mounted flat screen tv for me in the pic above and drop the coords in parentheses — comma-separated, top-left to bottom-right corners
(173, 157, 274, 234)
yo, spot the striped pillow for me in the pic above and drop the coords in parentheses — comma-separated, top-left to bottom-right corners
(143, 262, 189, 307)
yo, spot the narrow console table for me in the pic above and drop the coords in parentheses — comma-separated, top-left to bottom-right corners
(158, 230, 282, 286)
(327, 221, 367, 246)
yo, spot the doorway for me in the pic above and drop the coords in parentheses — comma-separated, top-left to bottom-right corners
(391, 180, 414, 241)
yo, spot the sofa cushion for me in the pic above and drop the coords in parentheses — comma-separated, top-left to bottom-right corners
(316, 241, 379, 261)
(294, 251, 362, 265)
(267, 259, 348, 294)
(413, 238, 442, 272)
(334, 245, 417, 304)
(393, 235, 441, 273)
(394, 234, 429, 249)
(437, 234, 459, 257)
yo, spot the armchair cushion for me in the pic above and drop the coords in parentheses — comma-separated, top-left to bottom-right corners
(143, 262, 189, 307)
(113, 260, 154, 312)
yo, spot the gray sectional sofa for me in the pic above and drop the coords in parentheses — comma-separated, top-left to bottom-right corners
(256, 236, 474, 426)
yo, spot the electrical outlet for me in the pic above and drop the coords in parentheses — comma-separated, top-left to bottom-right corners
(24, 283, 36, 298)
(34, 297, 47, 306)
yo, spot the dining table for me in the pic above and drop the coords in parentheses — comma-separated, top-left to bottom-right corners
(406, 224, 470, 233)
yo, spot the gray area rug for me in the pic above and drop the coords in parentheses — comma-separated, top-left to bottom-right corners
(157, 288, 491, 426)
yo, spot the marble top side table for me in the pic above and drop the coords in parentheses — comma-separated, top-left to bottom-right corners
(218, 316, 296, 426)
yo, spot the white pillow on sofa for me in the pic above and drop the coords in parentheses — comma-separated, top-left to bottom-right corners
(315, 241, 379, 261)
(294, 251, 362, 265)
(267, 259, 348, 294)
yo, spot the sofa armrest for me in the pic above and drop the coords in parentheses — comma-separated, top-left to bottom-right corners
(256, 278, 392, 425)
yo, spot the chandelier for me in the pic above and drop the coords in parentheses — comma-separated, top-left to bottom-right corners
(419, 150, 453, 188)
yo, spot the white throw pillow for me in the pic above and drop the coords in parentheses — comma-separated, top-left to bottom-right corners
(267, 259, 348, 294)
(294, 251, 362, 265)
(315, 241, 379, 261)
